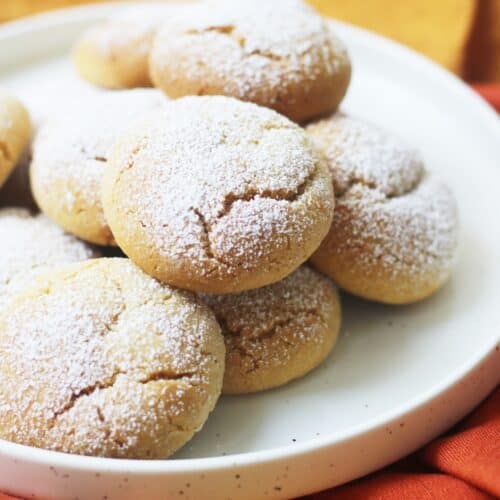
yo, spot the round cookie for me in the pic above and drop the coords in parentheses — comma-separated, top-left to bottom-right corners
(0, 208, 99, 311)
(0, 90, 31, 188)
(102, 95, 334, 294)
(30, 89, 167, 245)
(73, 3, 185, 89)
(307, 113, 459, 304)
(201, 266, 341, 394)
(0, 258, 225, 459)
(149, 0, 351, 123)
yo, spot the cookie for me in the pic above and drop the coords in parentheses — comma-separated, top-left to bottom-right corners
(0, 90, 31, 188)
(149, 0, 351, 123)
(307, 113, 459, 304)
(30, 89, 167, 245)
(202, 266, 341, 394)
(0, 258, 225, 459)
(73, 3, 184, 89)
(102, 96, 334, 294)
(0, 208, 99, 311)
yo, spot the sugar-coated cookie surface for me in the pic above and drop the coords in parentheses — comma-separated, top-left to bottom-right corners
(73, 3, 185, 89)
(201, 266, 341, 394)
(0, 208, 99, 311)
(149, 0, 351, 122)
(30, 89, 168, 245)
(0, 90, 31, 188)
(0, 258, 225, 458)
(102, 96, 334, 294)
(307, 114, 459, 304)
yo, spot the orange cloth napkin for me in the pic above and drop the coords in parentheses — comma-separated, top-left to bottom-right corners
(309, 385, 500, 499)
(472, 84, 500, 112)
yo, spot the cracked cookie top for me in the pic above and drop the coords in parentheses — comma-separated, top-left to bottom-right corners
(201, 265, 341, 394)
(0, 258, 225, 458)
(149, 0, 351, 122)
(307, 113, 459, 304)
(0, 90, 32, 189)
(102, 96, 334, 294)
(306, 112, 425, 197)
(30, 89, 168, 245)
(0, 207, 99, 311)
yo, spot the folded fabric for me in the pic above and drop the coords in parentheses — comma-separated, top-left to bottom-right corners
(313, 473, 494, 499)
(310, 386, 499, 499)
(421, 387, 500, 498)
(472, 84, 500, 112)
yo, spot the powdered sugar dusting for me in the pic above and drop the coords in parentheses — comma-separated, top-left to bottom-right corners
(0, 258, 224, 458)
(106, 96, 333, 286)
(0, 208, 99, 310)
(201, 266, 339, 375)
(307, 113, 425, 196)
(31, 89, 168, 240)
(151, 0, 349, 104)
(333, 176, 459, 281)
(307, 114, 459, 283)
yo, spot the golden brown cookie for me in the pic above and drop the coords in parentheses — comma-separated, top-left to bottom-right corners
(0, 207, 99, 311)
(102, 96, 334, 294)
(0, 258, 225, 459)
(307, 113, 459, 304)
(0, 90, 31, 188)
(30, 89, 167, 245)
(202, 266, 341, 394)
(73, 3, 185, 89)
(149, 0, 351, 123)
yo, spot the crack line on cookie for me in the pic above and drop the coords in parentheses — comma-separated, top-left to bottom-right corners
(191, 206, 229, 266)
(247, 49, 285, 62)
(139, 370, 196, 384)
(217, 166, 318, 219)
(184, 24, 292, 61)
(337, 172, 424, 201)
(49, 370, 126, 425)
(219, 308, 321, 341)
(185, 25, 246, 48)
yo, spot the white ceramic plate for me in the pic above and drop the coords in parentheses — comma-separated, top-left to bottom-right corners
(0, 4, 499, 499)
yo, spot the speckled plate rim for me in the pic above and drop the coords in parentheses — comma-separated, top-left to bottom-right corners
(0, 0, 499, 486)
(0, 341, 498, 474)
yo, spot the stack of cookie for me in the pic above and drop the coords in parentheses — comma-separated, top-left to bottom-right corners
(0, 0, 459, 459)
